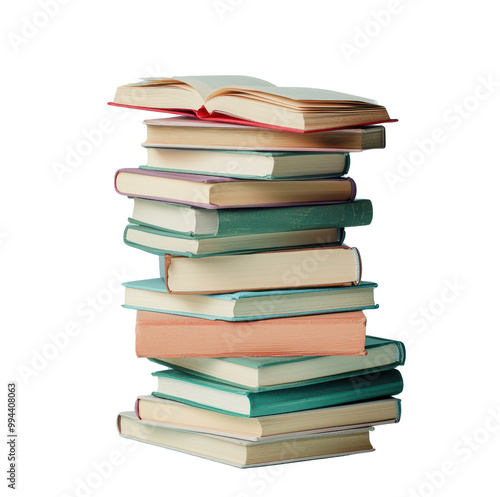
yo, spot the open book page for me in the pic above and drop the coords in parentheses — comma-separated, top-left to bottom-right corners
(208, 85, 378, 104)
(174, 76, 275, 101)
(139, 76, 275, 101)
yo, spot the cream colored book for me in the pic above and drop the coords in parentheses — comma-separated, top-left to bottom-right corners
(142, 116, 386, 152)
(134, 396, 401, 441)
(122, 278, 378, 321)
(159, 246, 362, 294)
(112, 75, 394, 132)
(117, 411, 375, 467)
(115, 167, 356, 208)
(142, 148, 350, 179)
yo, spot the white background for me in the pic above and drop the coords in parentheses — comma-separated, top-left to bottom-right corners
(2, 1, 499, 496)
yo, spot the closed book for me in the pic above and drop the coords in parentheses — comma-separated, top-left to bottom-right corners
(141, 148, 350, 180)
(128, 198, 372, 237)
(124, 223, 344, 257)
(117, 412, 375, 468)
(115, 168, 356, 209)
(159, 246, 361, 294)
(122, 279, 378, 321)
(135, 395, 401, 441)
(151, 368, 404, 417)
(110, 74, 395, 132)
(150, 335, 405, 389)
(135, 311, 367, 358)
(140, 117, 386, 151)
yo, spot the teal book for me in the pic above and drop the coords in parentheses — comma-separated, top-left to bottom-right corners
(123, 278, 378, 321)
(129, 198, 372, 236)
(149, 336, 405, 391)
(124, 223, 345, 257)
(140, 149, 350, 180)
(152, 368, 404, 417)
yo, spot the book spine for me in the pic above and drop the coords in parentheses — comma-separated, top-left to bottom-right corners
(343, 153, 351, 175)
(352, 247, 362, 285)
(163, 254, 173, 293)
(395, 398, 402, 422)
(134, 399, 141, 419)
(395, 341, 406, 366)
(347, 178, 357, 202)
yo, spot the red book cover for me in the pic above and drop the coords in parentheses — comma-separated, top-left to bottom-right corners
(108, 101, 397, 134)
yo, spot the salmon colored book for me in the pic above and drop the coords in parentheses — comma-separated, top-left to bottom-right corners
(135, 310, 367, 358)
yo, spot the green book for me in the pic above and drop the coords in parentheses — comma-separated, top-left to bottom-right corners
(128, 198, 372, 236)
(152, 368, 404, 417)
(150, 336, 405, 391)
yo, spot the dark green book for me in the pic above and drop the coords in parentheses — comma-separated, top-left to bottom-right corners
(129, 198, 372, 236)
(152, 368, 403, 417)
(150, 336, 405, 391)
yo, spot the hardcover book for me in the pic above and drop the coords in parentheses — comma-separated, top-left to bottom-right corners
(110, 74, 395, 132)
(158, 246, 361, 294)
(128, 198, 372, 237)
(118, 411, 375, 467)
(115, 168, 356, 209)
(123, 279, 378, 321)
(150, 335, 405, 389)
(140, 116, 386, 152)
(135, 311, 367, 358)
(141, 148, 351, 180)
(124, 223, 344, 257)
(134, 395, 401, 441)
(151, 368, 404, 417)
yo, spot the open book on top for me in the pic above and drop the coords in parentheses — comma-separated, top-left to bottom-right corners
(110, 75, 395, 132)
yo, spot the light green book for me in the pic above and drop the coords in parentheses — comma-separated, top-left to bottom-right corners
(150, 336, 405, 391)
(123, 278, 378, 321)
(140, 148, 350, 180)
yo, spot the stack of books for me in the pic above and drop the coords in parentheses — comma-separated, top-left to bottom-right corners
(111, 75, 404, 468)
